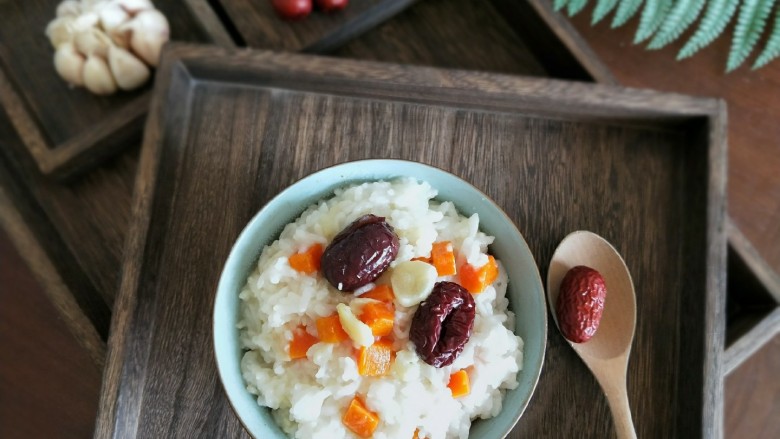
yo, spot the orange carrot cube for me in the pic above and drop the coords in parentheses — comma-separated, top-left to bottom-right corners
(447, 369, 470, 398)
(359, 301, 395, 337)
(459, 255, 499, 293)
(431, 241, 457, 276)
(288, 243, 324, 274)
(357, 338, 394, 376)
(288, 326, 318, 359)
(316, 314, 349, 343)
(342, 396, 380, 438)
(360, 285, 395, 304)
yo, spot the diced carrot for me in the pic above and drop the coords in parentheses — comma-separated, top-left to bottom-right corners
(360, 284, 395, 304)
(412, 428, 421, 439)
(288, 243, 324, 274)
(316, 314, 349, 343)
(342, 396, 380, 438)
(357, 338, 395, 376)
(459, 255, 499, 294)
(411, 256, 431, 263)
(359, 301, 394, 337)
(447, 369, 470, 398)
(288, 326, 318, 359)
(431, 241, 457, 276)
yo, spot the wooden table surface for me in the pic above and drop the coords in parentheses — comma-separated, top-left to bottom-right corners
(0, 1, 778, 437)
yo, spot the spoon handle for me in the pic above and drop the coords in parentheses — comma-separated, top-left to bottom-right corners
(604, 385, 636, 439)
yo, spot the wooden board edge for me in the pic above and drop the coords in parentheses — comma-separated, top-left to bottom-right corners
(491, 0, 618, 85)
(184, 0, 237, 48)
(302, 0, 420, 53)
(723, 307, 780, 375)
(702, 99, 728, 439)
(727, 219, 780, 304)
(0, 186, 106, 369)
(170, 42, 721, 118)
(93, 48, 191, 439)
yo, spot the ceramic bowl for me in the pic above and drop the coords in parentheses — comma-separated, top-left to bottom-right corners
(214, 159, 547, 438)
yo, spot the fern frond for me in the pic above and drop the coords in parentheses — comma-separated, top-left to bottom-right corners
(593, 0, 620, 24)
(727, 0, 775, 72)
(634, 0, 674, 43)
(612, 0, 644, 27)
(753, 7, 780, 68)
(554, 0, 570, 11)
(568, 0, 589, 16)
(648, 0, 707, 49)
(678, 0, 740, 59)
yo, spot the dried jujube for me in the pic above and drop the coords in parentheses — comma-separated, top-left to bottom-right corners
(321, 214, 399, 292)
(410, 281, 476, 367)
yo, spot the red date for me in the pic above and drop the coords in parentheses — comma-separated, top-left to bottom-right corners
(556, 265, 607, 343)
(410, 282, 475, 368)
(321, 214, 399, 292)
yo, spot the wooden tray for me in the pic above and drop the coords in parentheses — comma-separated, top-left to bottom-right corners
(0, 0, 232, 179)
(96, 44, 726, 438)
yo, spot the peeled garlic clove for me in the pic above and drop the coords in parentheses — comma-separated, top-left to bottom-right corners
(391, 261, 438, 307)
(46, 17, 75, 49)
(54, 42, 86, 87)
(56, 0, 81, 18)
(98, 3, 131, 35)
(83, 56, 117, 95)
(128, 9, 169, 66)
(108, 45, 149, 90)
(337, 303, 374, 347)
(74, 28, 111, 58)
(115, 0, 154, 15)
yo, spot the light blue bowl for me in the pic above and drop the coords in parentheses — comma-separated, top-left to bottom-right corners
(214, 159, 547, 438)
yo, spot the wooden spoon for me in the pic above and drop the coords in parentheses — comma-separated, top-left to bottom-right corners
(547, 231, 637, 439)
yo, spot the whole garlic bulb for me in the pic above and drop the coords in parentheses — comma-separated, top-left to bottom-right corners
(45, 0, 170, 95)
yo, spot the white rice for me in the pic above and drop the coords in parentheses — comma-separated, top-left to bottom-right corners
(239, 178, 523, 439)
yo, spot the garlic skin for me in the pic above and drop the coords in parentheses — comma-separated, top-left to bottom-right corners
(46, 0, 170, 95)
(127, 9, 169, 66)
(54, 42, 86, 86)
(83, 56, 117, 95)
(108, 45, 149, 90)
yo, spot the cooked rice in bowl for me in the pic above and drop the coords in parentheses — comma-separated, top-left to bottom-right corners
(238, 178, 523, 439)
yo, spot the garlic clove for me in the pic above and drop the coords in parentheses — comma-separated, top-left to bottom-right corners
(107, 45, 149, 90)
(83, 56, 117, 95)
(115, 0, 154, 15)
(337, 303, 374, 347)
(110, 20, 133, 49)
(54, 42, 86, 87)
(74, 28, 111, 58)
(98, 3, 131, 35)
(56, 0, 82, 18)
(45, 16, 75, 49)
(128, 9, 169, 66)
(72, 11, 100, 31)
(391, 261, 438, 307)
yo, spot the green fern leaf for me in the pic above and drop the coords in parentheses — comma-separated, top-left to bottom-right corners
(753, 7, 780, 68)
(727, 0, 775, 72)
(568, 0, 589, 15)
(593, 0, 620, 24)
(634, 0, 674, 43)
(612, 0, 644, 27)
(678, 0, 740, 59)
(554, 0, 570, 11)
(647, 0, 707, 49)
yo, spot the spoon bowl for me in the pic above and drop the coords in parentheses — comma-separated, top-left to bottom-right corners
(547, 230, 637, 439)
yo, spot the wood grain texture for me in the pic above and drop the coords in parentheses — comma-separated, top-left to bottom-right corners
(215, 0, 418, 51)
(95, 44, 725, 438)
(0, 0, 232, 178)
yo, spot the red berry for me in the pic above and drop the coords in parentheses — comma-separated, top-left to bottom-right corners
(555, 266, 607, 343)
(272, 0, 312, 20)
(315, 0, 349, 12)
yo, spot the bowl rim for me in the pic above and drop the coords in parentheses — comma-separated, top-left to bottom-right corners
(213, 158, 547, 438)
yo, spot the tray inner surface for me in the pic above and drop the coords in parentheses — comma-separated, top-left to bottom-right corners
(110, 50, 720, 438)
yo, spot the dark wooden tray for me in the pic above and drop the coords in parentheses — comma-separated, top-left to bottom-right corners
(96, 44, 726, 438)
(0, 0, 232, 179)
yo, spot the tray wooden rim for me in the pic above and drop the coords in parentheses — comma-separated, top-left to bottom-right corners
(96, 43, 727, 438)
